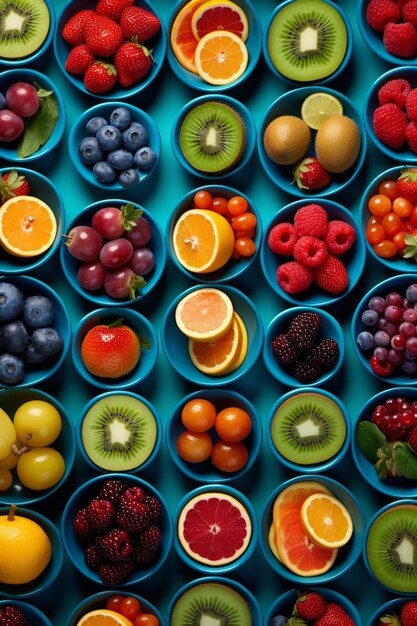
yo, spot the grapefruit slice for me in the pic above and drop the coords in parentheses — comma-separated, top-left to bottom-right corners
(272, 481, 331, 526)
(300, 493, 353, 549)
(195, 30, 248, 85)
(191, 0, 249, 42)
(170, 0, 207, 73)
(176, 287, 234, 343)
(76, 610, 132, 625)
(178, 492, 252, 565)
(188, 314, 240, 375)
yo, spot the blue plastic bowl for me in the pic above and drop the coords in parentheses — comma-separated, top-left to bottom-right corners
(363, 499, 417, 595)
(71, 307, 158, 390)
(265, 587, 363, 626)
(0, 69, 65, 164)
(0, 600, 52, 626)
(166, 185, 261, 283)
(0, 167, 64, 275)
(53, 0, 166, 100)
(67, 590, 164, 626)
(61, 473, 172, 586)
(166, 389, 262, 484)
(68, 101, 160, 191)
(173, 484, 258, 575)
(0, 388, 75, 506)
(77, 390, 161, 474)
(258, 87, 367, 198)
(0, 275, 71, 389)
(171, 94, 256, 180)
(367, 598, 414, 626)
(263, 306, 345, 388)
(364, 67, 417, 164)
(260, 198, 366, 307)
(351, 273, 417, 386)
(167, 576, 263, 625)
(259, 474, 365, 585)
(263, 0, 353, 86)
(267, 387, 351, 474)
(161, 284, 263, 387)
(0, 506, 64, 599)
(166, 0, 262, 93)
(60, 199, 165, 307)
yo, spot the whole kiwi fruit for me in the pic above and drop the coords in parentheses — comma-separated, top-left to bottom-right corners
(263, 116, 311, 165)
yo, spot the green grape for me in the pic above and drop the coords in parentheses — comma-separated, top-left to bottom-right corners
(17, 448, 65, 491)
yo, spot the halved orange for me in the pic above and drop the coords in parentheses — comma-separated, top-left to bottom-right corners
(170, 0, 207, 73)
(0, 195, 57, 258)
(191, 0, 249, 42)
(76, 610, 132, 625)
(300, 493, 353, 549)
(195, 30, 248, 85)
(222, 311, 247, 374)
(189, 314, 240, 375)
(175, 287, 234, 343)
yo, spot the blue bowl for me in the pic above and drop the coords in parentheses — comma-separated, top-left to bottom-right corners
(0, 167, 65, 275)
(0, 275, 71, 389)
(267, 387, 351, 474)
(367, 598, 415, 626)
(363, 499, 417, 595)
(0, 506, 64, 599)
(77, 390, 161, 474)
(53, 0, 166, 100)
(167, 576, 263, 625)
(0, 69, 65, 164)
(0, 388, 75, 506)
(263, 0, 353, 86)
(61, 473, 172, 586)
(68, 101, 160, 191)
(265, 587, 362, 626)
(161, 284, 263, 387)
(171, 94, 256, 180)
(67, 590, 164, 626)
(71, 307, 158, 390)
(166, 185, 261, 283)
(259, 474, 365, 585)
(166, 389, 262, 483)
(351, 273, 417, 386)
(60, 199, 165, 307)
(166, 0, 262, 93)
(263, 306, 345, 388)
(0, 600, 52, 626)
(258, 87, 367, 198)
(173, 484, 258, 575)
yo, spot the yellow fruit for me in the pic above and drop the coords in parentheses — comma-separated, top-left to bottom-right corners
(0, 466, 12, 491)
(188, 314, 240, 375)
(76, 609, 133, 626)
(315, 115, 361, 174)
(300, 493, 353, 549)
(0, 407, 16, 461)
(194, 30, 248, 86)
(17, 447, 65, 491)
(301, 92, 343, 130)
(268, 523, 281, 562)
(0, 196, 57, 257)
(175, 287, 234, 343)
(222, 311, 247, 374)
(13, 400, 62, 447)
(0, 440, 24, 469)
(263, 116, 311, 165)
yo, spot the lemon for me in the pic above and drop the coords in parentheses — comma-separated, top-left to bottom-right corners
(301, 92, 343, 130)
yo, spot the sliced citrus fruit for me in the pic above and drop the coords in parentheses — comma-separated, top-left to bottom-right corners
(268, 522, 281, 562)
(195, 30, 248, 85)
(76, 609, 133, 626)
(173, 208, 235, 273)
(300, 493, 353, 549)
(272, 481, 331, 526)
(170, 0, 207, 73)
(188, 314, 240, 375)
(222, 311, 247, 374)
(0, 195, 57, 257)
(175, 287, 234, 343)
(301, 93, 344, 130)
(191, 0, 249, 42)
(178, 492, 252, 565)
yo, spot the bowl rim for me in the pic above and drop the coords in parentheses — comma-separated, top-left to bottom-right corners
(367, 597, 409, 626)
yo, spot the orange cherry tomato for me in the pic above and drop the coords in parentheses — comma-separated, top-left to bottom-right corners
(235, 238, 256, 257)
(232, 212, 257, 231)
(194, 191, 213, 209)
(181, 398, 217, 432)
(373, 240, 398, 258)
(382, 212, 402, 236)
(211, 196, 228, 215)
(367, 215, 383, 226)
(176, 431, 212, 463)
(368, 194, 392, 216)
(227, 196, 248, 216)
(234, 228, 255, 240)
(392, 197, 413, 218)
(409, 205, 417, 226)
(120, 597, 141, 620)
(215, 407, 252, 442)
(378, 179, 400, 201)
(211, 440, 249, 472)
(393, 230, 407, 251)
(134, 616, 160, 626)
(366, 224, 385, 245)
(231, 248, 242, 260)
(107, 596, 125, 612)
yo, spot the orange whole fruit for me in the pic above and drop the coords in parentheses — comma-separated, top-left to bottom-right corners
(81, 319, 141, 379)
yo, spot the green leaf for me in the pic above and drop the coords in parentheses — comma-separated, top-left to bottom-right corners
(121, 202, 143, 232)
(394, 441, 417, 479)
(139, 335, 151, 349)
(17, 85, 58, 159)
(356, 421, 387, 461)
(129, 275, 147, 300)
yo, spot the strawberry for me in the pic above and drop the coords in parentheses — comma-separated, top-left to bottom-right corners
(114, 42, 153, 87)
(295, 592, 327, 620)
(313, 603, 355, 626)
(84, 62, 118, 94)
(0, 170, 30, 202)
(120, 6, 161, 43)
(314, 254, 348, 294)
(398, 167, 417, 202)
(407, 425, 417, 453)
(293, 157, 331, 191)
(84, 14, 124, 58)
(62, 10, 96, 45)
(96, 0, 135, 22)
(401, 600, 417, 626)
(65, 44, 95, 76)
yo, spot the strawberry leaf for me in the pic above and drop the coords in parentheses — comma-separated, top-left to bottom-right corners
(139, 335, 151, 349)
(121, 202, 143, 232)
(394, 441, 417, 479)
(356, 421, 387, 461)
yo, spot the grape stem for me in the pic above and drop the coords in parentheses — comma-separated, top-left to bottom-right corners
(8, 505, 16, 521)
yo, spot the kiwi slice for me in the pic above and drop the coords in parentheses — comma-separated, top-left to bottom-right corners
(267, 0, 347, 82)
(81, 395, 157, 472)
(367, 505, 417, 593)
(271, 392, 346, 465)
(171, 582, 252, 626)
(0, 0, 50, 60)
(179, 102, 245, 174)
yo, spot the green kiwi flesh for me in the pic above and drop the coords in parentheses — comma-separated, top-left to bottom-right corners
(81, 395, 157, 472)
(271, 392, 346, 465)
(171, 583, 252, 626)
(179, 102, 245, 174)
(0, 0, 50, 60)
(367, 505, 417, 593)
(267, 0, 347, 82)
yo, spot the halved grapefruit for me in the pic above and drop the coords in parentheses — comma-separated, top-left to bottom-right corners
(191, 0, 249, 42)
(170, 0, 207, 73)
(272, 481, 331, 525)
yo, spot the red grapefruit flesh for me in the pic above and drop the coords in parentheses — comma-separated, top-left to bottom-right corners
(171, 0, 208, 74)
(191, 0, 249, 42)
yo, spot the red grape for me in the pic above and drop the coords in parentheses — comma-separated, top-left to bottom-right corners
(0, 109, 24, 142)
(128, 247, 155, 276)
(100, 238, 133, 268)
(77, 261, 107, 291)
(91, 207, 124, 239)
(125, 216, 152, 248)
(104, 266, 145, 299)
(66, 226, 103, 262)
(6, 82, 39, 118)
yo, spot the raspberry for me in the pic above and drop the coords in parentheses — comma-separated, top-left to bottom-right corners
(98, 479, 127, 504)
(0, 606, 29, 626)
(294, 204, 328, 237)
(370, 355, 395, 377)
(406, 121, 417, 153)
(324, 220, 356, 255)
(73, 508, 94, 542)
(119, 486, 146, 505)
(132, 525, 162, 564)
(406, 88, 417, 121)
(271, 333, 299, 366)
(96, 528, 133, 561)
(383, 22, 417, 59)
(293, 361, 320, 383)
(378, 78, 412, 109)
(288, 311, 321, 350)
(116, 500, 151, 533)
(277, 261, 314, 294)
(268, 222, 298, 256)
(293, 236, 327, 268)
(403, 0, 417, 25)
(143, 495, 162, 523)
(86, 499, 114, 531)
(373, 103, 408, 148)
(316, 338, 340, 369)
(314, 254, 349, 295)
(84, 544, 104, 571)
(98, 559, 133, 585)
(366, 0, 401, 31)
(408, 425, 417, 452)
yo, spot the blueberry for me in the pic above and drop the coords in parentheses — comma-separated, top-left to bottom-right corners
(107, 149, 134, 171)
(0, 321, 29, 353)
(93, 161, 117, 184)
(406, 284, 417, 303)
(31, 328, 63, 356)
(0, 93, 5, 110)
(96, 125, 122, 151)
(22, 295, 54, 329)
(109, 107, 131, 131)
(85, 116, 108, 136)
(368, 296, 386, 315)
(134, 146, 157, 171)
(0, 354, 25, 385)
(122, 123, 147, 152)
(23, 343, 46, 365)
(0, 282, 24, 322)
(356, 331, 374, 351)
(78, 137, 104, 165)
(270, 617, 287, 626)
(361, 309, 379, 326)
(119, 168, 140, 188)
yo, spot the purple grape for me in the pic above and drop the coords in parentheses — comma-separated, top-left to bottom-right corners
(374, 347, 388, 362)
(376, 318, 388, 331)
(406, 284, 417, 303)
(104, 266, 145, 299)
(0, 109, 24, 142)
(388, 349, 403, 366)
(361, 309, 379, 326)
(77, 261, 107, 291)
(403, 308, 417, 324)
(385, 292, 403, 307)
(128, 247, 155, 276)
(368, 296, 386, 315)
(385, 305, 402, 322)
(125, 216, 152, 248)
(374, 330, 390, 347)
(387, 322, 400, 337)
(400, 322, 415, 338)
(66, 226, 103, 262)
(403, 298, 412, 309)
(100, 238, 133, 268)
(357, 331, 374, 351)
(406, 336, 417, 356)
(402, 359, 417, 374)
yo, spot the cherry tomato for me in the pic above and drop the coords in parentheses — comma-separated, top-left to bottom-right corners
(367, 215, 383, 227)
(181, 398, 217, 432)
(392, 197, 413, 218)
(176, 431, 212, 463)
(393, 230, 407, 251)
(234, 228, 255, 240)
(406, 221, 416, 232)
(211, 440, 249, 472)
(106, 596, 125, 613)
(227, 196, 248, 216)
(210, 196, 228, 215)
(409, 205, 417, 226)
(366, 224, 385, 245)
(373, 240, 397, 258)
(368, 194, 392, 216)
(235, 238, 256, 257)
(134, 615, 160, 626)
(231, 248, 241, 260)
(378, 179, 400, 201)
(382, 212, 402, 236)
(232, 212, 257, 232)
(120, 597, 141, 620)
(215, 407, 252, 442)
(194, 191, 213, 209)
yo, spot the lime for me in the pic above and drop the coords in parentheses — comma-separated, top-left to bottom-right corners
(301, 93, 343, 130)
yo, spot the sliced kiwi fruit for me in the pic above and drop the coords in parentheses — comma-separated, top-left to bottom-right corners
(81, 395, 157, 472)
(267, 0, 347, 82)
(270, 392, 346, 465)
(171, 582, 252, 626)
(179, 102, 246, 174)
(367, 505, 417, 593)
(0, 0, 50, 60)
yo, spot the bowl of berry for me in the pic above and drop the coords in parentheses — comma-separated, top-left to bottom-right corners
(68, 590, 163, 625)
(368, 598, 417, 626)
(260, 199, 365, 307)
(61, 473, 172, 587)
(0, 600, 52, 626)
(53, 0, 166, 100)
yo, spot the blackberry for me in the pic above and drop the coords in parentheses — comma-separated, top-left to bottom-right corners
(96, 529, 132, 561)
(119, 486, 146, 505)
(271, 333, 299, 366)
(132, 526, 162, 564)
(98, 479, 127, 504)
(288, 312, 321, 350)
(73, 508, 94, 542)
(303, 345, 321, 368)
(143, 495, 162, 523)
(317, 338, 339, 370)
(98, 559, 133, 585)
(86, 499, 114, 531)
(293, 361, 320, 383)
(0, 606, 29, 626)
(117, 500, 151, 533)
(84, 544, 104, 572)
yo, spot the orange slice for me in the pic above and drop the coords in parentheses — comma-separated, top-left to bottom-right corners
(268, 522, 281, 562)
(300, 493, 353, 549)
(0, 195, 57, 257)
(188, 314, 240, 375)
(272, 481, 331, 526)
(175, 287, 234, 343)
(222, 311, 247, 374)
(195, 30, 248, 85)
(191, 0, 249, 42)
(76, 610, 133, 626)
(170, 0, 207, 73)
